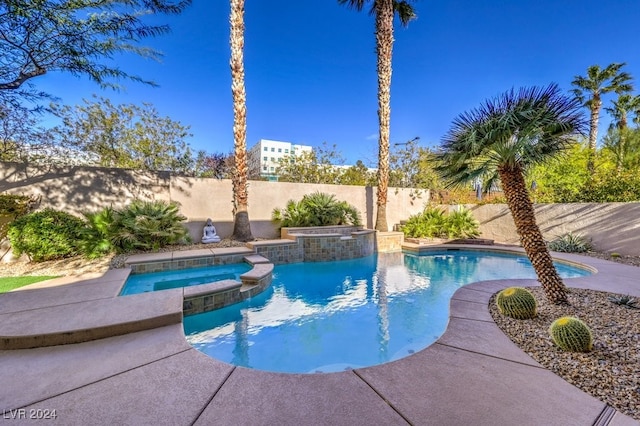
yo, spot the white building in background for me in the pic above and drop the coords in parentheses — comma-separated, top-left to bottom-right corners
(247, 139, 313, 179)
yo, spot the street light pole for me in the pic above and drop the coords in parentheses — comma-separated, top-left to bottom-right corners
(393, 136, 420, 147)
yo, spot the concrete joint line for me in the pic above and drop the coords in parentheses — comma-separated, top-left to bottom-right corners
(448, 314, 495, 323)
(592, 405, 617, 426)
(191, 366, 236, 426)
(351, 370, 414, 426)
(433, 342, 547, 370)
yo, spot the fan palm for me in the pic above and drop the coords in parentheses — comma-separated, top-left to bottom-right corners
(229, 0, 253, 241)
(571, 63, 633, 172)
(435, 84, 587, 305)
(338, 0, 416, 231)
(605, 93, 640, 131)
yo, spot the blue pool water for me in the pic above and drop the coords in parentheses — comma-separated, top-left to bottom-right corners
(183, 250, 590, 374)
(120, 263, 252, 295)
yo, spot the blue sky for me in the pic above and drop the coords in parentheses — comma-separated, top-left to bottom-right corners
(35, 0, 640, 166)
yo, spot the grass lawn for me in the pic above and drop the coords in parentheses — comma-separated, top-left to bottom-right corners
(0, 276, 59, 293)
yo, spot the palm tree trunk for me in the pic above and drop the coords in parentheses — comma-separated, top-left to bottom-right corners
(498, 164, 568, 305)
(373, 0, 394, 232)
(587, 97, 601, 174)
(230, 0, 253, 242)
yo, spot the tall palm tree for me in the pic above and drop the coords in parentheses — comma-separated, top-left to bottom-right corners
(605, 93, 640, 131)
(604, 94, 640, 173)
(338, 0, 416, 231)
(435, 84, 587, 305)
(571, 63, 633, 173)
(229, 0, 253, 241)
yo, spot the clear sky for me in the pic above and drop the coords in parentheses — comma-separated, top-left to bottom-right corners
(35, 0, 640, 166)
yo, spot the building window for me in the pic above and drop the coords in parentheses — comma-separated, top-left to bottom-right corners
(278, 148, 282, 153)
(263, 147, 268, 151)
(271, 157, 275, 161)
(263, 156, 267, 161)
(270, 166, 274, 171)
(271, 147, 275, 152)
(262, 166, 267, 170)
(285, 149, 289, 153)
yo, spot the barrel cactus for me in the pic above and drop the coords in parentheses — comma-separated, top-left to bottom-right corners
(549, 316, 593, 353)
(495, 287, 537, 319)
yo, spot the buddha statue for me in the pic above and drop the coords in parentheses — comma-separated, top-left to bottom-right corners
(201, 218, 221, 243)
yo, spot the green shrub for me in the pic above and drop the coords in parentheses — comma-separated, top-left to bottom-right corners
(0, 193, 38, 241)
(495, 287, 537, 319)
(8, 208, 86, 262)
(443, 208, 481, 239)
(78, 207, 116, 259)
(402, 206, 480, 239)
(109, 200, 190, 252)
(549, 316, 593, 352)
(272, 192, 361, 228)
(547, 232, 593, 253)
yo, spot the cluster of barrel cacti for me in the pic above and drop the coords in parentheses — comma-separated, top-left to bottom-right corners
(549, 316, 593, 352)
(495, 287, 537, 319)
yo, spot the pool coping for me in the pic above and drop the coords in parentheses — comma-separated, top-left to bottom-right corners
(1, 245, 639, 425)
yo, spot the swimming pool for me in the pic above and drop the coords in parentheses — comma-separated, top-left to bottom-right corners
(120, 263, 252, 295)
(183, 250, 590, 373)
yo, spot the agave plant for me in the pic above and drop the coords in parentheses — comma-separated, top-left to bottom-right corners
(109, 200, 189, 252)
(608, 294, 639, 309)
(547, 232, 593, 253)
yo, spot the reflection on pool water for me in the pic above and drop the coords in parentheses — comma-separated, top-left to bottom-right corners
(183, 250, 590, 374)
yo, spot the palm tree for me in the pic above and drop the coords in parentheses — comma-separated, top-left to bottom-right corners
(338, 0, 416, 231)
(571, 63, 633, 172)
(604, 94, 640, 173)
(435, 84, 587, 305)
(229, 0, 253, 241)
(605, 93, 640, 131)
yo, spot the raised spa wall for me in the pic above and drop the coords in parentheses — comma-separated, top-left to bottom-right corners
(124, 227, 399, 316)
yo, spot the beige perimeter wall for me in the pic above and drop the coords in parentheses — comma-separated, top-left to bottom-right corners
(466, 203, 640, 255)
(0, 162, 428, 241)
(3, 163, 638, 255)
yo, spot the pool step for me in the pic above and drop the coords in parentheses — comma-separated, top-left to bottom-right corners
(243, 254, 271, 265)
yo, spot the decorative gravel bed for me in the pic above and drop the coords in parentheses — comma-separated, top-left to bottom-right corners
(490, 287, 640, 421)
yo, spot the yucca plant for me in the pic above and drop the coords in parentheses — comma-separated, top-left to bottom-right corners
(547, 232, 593, 253)
(109, 200, 190, 252)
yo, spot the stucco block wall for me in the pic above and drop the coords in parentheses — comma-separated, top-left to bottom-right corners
(0, 163, 428, 242)
(468, 203, 640, 255)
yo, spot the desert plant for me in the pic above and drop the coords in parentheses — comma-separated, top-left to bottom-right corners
(402, 206, 480, 239)
(8, 208, 85, 261)
(401, 206, 447, 238)
(608, 294, 639, 309)
(549, 316, 593, 352)
(109, 200, 189, 252)
(443, 208, 481, 239)
(495, 287, 537, 319)
(271, 192, 361, 228)
(78, 207, 116, 259)
(547, 232, 593, 253)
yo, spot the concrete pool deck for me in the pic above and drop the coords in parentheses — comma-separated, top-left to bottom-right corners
(1, 246, 639, 425)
